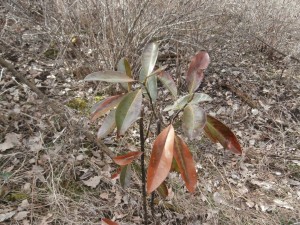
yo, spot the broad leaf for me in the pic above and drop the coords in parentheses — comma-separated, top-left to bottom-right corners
(91, 94, 124, 121)
(84, 71, 135, 83)
(147, 125, 175, 194)
(157, 71, 177, 98)
(157, 181, 169, 198)
(120, 164, 132, 189)
(113, 151, 143, 166)
(182, 105, 206, 140)
(102, 218, 119, 225)
(204, 115, 242, 154)
(97, 110, 116, 139)
(139, 42, 159, 82)
(146, 74, 157, 103)
(164, 93, 212, 112)
(116, 89, 143, 136)
(117, 57, 132, 91)
(174, 135, 197, 193)
(186, 51, 210, 93)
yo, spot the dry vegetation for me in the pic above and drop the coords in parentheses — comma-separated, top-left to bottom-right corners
(1, 0, 300, 224)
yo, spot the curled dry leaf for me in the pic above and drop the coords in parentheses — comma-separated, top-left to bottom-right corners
(82, 176, 101, 188)
(147, 125, 175, 194)
(113, 151, 143, 166)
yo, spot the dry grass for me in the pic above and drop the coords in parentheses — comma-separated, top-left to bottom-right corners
(1, 0, 300, 224)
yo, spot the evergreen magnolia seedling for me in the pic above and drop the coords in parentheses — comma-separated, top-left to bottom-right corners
(84, 42, 242, 225)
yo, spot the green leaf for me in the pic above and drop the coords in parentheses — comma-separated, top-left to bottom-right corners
(157, 71, 177, 98)
(186, 51, 210, 93)
(117, 57, 132, 91)
(164, 93, 212, 112)
(97, 109, 116, 139)
(113, 151, 143, 166)
(182, 105, 206, 140)
(120, 164, 132, 189)
(115, 89, 143, 136)
(146, 74, 157, 103)
(139, 42, 159, 82)
(147, 125, 175, 194)
(91, 94, 124, 122)
(204, 115, 242, 154)
(84, 71, 135, 83)
(174, 135, 197, 193)
(157, 181, 169, 198)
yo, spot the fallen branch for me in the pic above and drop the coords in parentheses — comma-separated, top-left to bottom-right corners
(219, 80, 259, 108)
(254, 36, 300, 63)
(0, 57, 115, 159)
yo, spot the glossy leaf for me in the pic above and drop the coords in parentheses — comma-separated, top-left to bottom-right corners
(102, 218, 119, 225)
(164, 93, 212, 112)
(97, 109, 116, 139)
(91, 94, 124, 121)
(139, 42, 159, 82)
(204, 115, 242, 154)
(113, 151, 143, 166)
(147, 125, 175, 194)
(146, 74, 157, 103)
(157, 71, 177, 98)
(186, 51, 210, 93)
(117, 57, 132, 91)
(174, 135, 197, 193)
(120, 164, 132, 189)
(157, 181, 169, 198)
(84, 71, 135, 83)
(182, 105, 206, 140)
(116, 89, 143, 136)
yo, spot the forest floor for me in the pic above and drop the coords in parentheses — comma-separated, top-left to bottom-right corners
(1, 4, 300, 225)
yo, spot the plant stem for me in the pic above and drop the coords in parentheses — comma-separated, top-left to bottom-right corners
(139, 107, 148, 225)
(150, 120, 161, 218)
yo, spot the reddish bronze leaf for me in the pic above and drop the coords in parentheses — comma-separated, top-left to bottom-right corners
(204, 115, 242, 154)
(147, 125, 175, 194)
(102, 218, 119, 225)
(174, 135, 197, 193)
(186, 51, 210, 93)
(113, 151, 143, 166)
(91, 94, 124, 121)
(111, 167, 122, 179)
